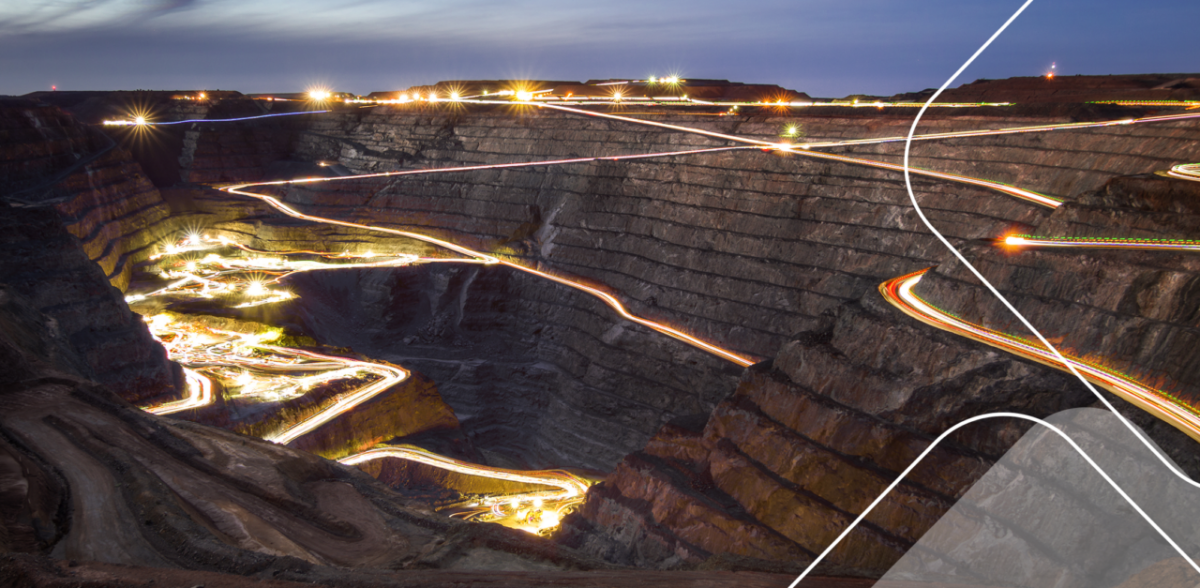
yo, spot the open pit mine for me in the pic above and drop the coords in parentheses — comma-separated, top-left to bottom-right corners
(1, 74, 1200, 587)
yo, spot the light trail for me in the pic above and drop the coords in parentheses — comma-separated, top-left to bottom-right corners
(1089, 100, 1200, 107)
(353, 94, 1010, 109)
(147, 368, 213, 416)
(1167, 163, 1200, 182)
(103, 110, 330, 126)
(1002, 234, 1200, 252)
(455, 98, 1200, 155)
(222, 145, 756, 187)
(793, 0, 1200, 583)
(536, 102, 1063, 207)
(220, 146, 762, 367)
(261, 348, 408, 445)
(339, 445, 596, 534)
(880, 269, 1200, 441)
(798, 111, 1200, 149)
(132, 234, 425, 445)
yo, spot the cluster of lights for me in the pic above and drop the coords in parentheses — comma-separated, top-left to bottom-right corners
(196, 90, 1200, 537)
(134, 233, 421, 442)
(340, 445, 598, 534)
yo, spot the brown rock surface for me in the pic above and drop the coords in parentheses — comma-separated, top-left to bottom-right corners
(5, 80, 1200, 583)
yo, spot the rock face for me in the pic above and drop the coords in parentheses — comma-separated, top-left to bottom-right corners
(556, 298, 1093, 575)
(173, 97, 1199, 473)
(0, 99, 182, 402)
(286, 370, 461, 460)
(6, 77, 1200, 582)
(0, 288, 612, 577)
(0, 200, 181, 403)
(0, 140, 619, 581)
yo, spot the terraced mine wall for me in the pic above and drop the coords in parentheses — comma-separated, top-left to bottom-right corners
(173, 105, 1196, 466)
(0, 101, 181, 403)
(0, 101, 643, 582)
(7, 93, 1199, 578)
(172, 102, 1200, 575)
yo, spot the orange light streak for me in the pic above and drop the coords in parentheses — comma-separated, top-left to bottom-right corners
(1002, 234, 1200, 252)
(880, 269, 1200, 442)
(339, 444, 595, 533)
(220, 147, 762, 368)
(537, 103, 1062, 207)
(263, 348, 408, 445)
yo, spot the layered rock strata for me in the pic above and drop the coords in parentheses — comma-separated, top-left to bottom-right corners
(0, 196, 622, 579)
(174, 101, 1199, 470)
(910, 172, 1200, 472)
(557, 291, 1094, 575)
(0, 200, 180, 403)
(10, 87, 1196, 580)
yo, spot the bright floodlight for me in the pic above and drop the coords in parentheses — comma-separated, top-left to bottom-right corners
(309, 90, 331, 101)
(450, 91, 460, 101)
(246, 281, 267, 297)
(1005, 236, 1028, 246)
(665, 76, 680, 84)
(515, 90, 534, 101)
(612, 91, 622, 101)
(135, 116, 147, 125)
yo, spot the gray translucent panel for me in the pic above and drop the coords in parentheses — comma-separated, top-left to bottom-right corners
(875, 408, 1200, 588)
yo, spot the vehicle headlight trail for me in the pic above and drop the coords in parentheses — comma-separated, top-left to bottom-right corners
(221, 145, 763, 368)
(103, 110, 331, 126)
(339, 445, 597, 535)
(1167, 163, 1200, 182)
(1002, 234, 1200, 251)
(880, 269, 1200, 440)
(132, 234, 431, 444)
(535, 102, 1200, 207)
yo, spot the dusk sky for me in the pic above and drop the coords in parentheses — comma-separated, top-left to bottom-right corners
(2, 0, 1197, 98)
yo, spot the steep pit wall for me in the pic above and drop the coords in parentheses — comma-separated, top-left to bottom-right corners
(556, 288, 1095, 574)
(173, 102, 1200, 574)
(175, 106, 1067, 468)
(911, 173, 1200, 471)
(0, 101, 183, 402)
(0, 198, 181, 404)
(181, 104, 1196, 468)
(171, 104, 1198, 471)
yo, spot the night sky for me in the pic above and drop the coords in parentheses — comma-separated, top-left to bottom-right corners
(2, 0, 1197, 98)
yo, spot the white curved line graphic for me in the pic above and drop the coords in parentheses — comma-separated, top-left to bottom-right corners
(786, 412, 1198, 586)
(792, 0, 1200, 583)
